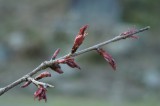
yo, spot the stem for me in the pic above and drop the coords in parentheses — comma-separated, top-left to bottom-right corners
(0, 26, 150, 96)
(27, 77, 54, 88)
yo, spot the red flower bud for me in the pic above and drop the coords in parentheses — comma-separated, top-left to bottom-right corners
(21, 81, 32, 88)
(50, 63, 64, 74)
(71, 25, 88, 54)
(34, 85, 47, 102)
(35, 71, 51, 80)
(57, 57, 81, 69)
(121, 27, 139, 39)
(51, 48, 60, 60)
(97, 48, 116, 70)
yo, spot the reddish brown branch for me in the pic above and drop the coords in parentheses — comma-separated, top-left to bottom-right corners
(0, 26, 150, 96)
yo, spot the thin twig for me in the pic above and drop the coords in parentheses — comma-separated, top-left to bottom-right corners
(0, 26, 150, 96)
(27, 77, 54, 88)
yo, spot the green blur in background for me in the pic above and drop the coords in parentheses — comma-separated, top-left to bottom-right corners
(0, 94, 160, 106)
(0, 0, 160, 106)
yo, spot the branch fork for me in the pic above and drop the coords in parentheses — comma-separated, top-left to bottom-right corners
(27, 77, 54, 88)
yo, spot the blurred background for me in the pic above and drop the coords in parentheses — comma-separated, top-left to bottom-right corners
(0, 0, 160, 106)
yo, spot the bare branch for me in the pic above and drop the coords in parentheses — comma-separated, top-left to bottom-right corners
(0, 26, 150, 96)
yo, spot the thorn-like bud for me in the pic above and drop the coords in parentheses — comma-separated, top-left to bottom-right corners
(50, 63, 64, 74)
(51, 48, 60, 60)
(21, 81, 32, 88)
(57, 57, 81, 69)
(120, 27, 139, 39)
(97, 48, 116, 70)
(35, 71, 51, 80)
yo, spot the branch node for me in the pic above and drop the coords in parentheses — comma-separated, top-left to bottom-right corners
(27, 77, 54, 88)
(23, 75, 30, 81)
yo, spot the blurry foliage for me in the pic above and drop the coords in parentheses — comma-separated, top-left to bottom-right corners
(53, 31, 71, 45)
(1, 94, 159, 106)
(121, 0, 160, 29)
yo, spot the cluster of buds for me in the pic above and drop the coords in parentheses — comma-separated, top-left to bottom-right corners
(49, 49, 81, 74)
(48, 25, 89, 75)
(71, 25, 117, 70)
(21, 25, 141, 102)
(21, 71, 52, 102)
(34, 85, 47, 102)
(50, 25, 117, 73)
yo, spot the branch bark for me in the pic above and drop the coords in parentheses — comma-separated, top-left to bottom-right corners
(0, 26, 150, 96)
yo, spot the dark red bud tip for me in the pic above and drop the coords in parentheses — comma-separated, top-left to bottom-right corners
(79, 25, 89, 35)
(50, 63, 64, 74)
(51, 48, 60, 60)
(109, 59, 116, 71)
(54, 68, 64, 74)
(21, 81, 32, 88)
(35, 71, 51, 80)
(58, 58, 81, 70)
(130, 35, 139, 39)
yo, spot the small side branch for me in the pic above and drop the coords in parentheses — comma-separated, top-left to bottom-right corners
(27, 77, 54, 88)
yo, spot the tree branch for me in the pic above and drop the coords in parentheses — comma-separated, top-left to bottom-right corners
(0, 26, 150, 96)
